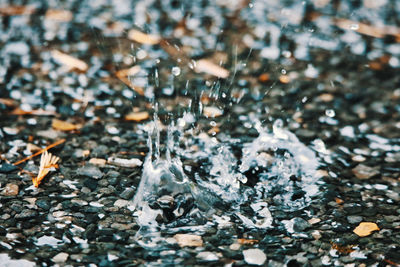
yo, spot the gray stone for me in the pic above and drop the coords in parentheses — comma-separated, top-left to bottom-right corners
(243, 248, 267, 266)
(347, 215, 363, 224)
(120, 187, 135, 200)
(77, 165, 103, 179)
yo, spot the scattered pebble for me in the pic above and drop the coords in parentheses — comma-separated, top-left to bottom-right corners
(2, 183, 19, 196)
(174, 234, 203, 247)
(243, 248, 267, 266)
(52, 252, 69, 263)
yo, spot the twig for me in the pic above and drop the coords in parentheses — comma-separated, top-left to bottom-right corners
(13, 138, 65, 166)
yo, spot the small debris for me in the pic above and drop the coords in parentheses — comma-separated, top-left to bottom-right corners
(52, 119, 81, 131)
(194, 59, 229, 78)
(125, 111, 149, 122)
(107, 157, 142, 168)
(88, 158, 106, 166)
(128, 29, 161, 45)
(174, 234, 203, 247)
(237, 238, 258, 245)
(2, 184, 19, 196)
(45, 9, 73, 22)
(353, 222, 380, 237)
(33, 151, 60, 187)
(197, 251, 219, 261)
(51, 50, 88, 72)
(0, 5, 35, 16)
(243, 248, 267, 266)
(203, 106, 223, 118)
(352, 164, 380, 179)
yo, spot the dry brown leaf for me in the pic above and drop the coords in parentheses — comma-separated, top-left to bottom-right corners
(51, 50, 88, 72)
(0, 5, 35, 16)
(0, 98, 17, 107)
(10, 107, 56, 116)
(174, 234, 203, 248)
(33, 150, 60, 187)
(125, 111, 149, 122)
(237, 238, 259, 245)
(258, 73, 270, 83)
(195, 59, 229, 78)
(45, 9, 73, 22)
(128, 29, 160, 45)
(353, 222, 380, 237)
(52, 119, 81, 131)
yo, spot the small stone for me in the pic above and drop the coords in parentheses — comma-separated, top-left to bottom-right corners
(347, 215, 363, 224)
(203, 106, 223, 118)
(197, 251, 219, 261)
(77, 165, 103, 179)
(229, 243, 241, 250)
(174, 234, 203, 247)
(311, 230, 322, 240)
(114, 199, 129, 208)
(293, 217, 310, 232)
(0, 163, 18, 173)
(52, 252, 69, 263)
(107, 157, 142, 168)
(36, 199, 50, 210)
(15, 210, 37, 220)
(308, 218, 321, 225)
(243, 248, 267, 266)
(120, 188, 135, 200)
(2, 183, 19, 196)
(352, 164, 379, 179)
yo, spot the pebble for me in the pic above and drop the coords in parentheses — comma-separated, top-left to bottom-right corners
(352, 164, 380, 179)
(77, 165, 104, 179)
(120, 187, 135, 199)
(174, 234, 203, 247)
(2, 183, 19, 196)
(107, 157, 142, 168)
(114, 199, 129, 208)
(243, 248, 267, 266)
(15, 210, 37, 220)
(197, 251, 219, 261)
(52, 252, 69, 263)
(347, 215, 363, 224)
(0, 164, 18, 174)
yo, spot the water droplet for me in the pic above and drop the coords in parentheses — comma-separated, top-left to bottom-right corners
(350, 24, 359, 30)
(281, 69, 287, 74)
(249, 3, 253, 8)
(325, 109, 335, 117)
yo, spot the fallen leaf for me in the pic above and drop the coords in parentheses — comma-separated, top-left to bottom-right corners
(0, 98, 17, 107)
(115, 65, 141, 78)
(33, 151, 60, 187)
(237, 238, 259, 245)
(128, 29, 160, 45)
(334, 18, 400, 39)
(0, 5, 35, 16)
(52, 119, 81, 131)
(174, 234, 203, 247)
(45, 9, 73, 22)
(353, 222, 380, 237)
(203, 106, 223, 118)
(279, 75, 290, 84)
(51, 50, 88, 72)
(195, 59, 229, 78)
(318, 93, 334, 102)
(331, 243, 356, 253)
(125, 111, 149, 122)
(258, 73, 270, 82)
(10, 107, 56, 116)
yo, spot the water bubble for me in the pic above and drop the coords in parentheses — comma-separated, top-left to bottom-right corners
(301, 96, 308, 103)
(325, 109, 335, 117)
(281, 69, 287, 74)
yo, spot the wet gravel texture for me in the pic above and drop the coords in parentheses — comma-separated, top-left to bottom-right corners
(1, 0, 400, 266)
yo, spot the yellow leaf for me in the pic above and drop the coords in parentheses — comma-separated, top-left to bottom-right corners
(353, 222, 380, 237)
(52, 119, 81, 131)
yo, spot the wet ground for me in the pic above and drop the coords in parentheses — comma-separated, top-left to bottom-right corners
(1, 0, 400, 266)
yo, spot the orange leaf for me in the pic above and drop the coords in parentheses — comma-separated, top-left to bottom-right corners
(52, 119, 81, 131)
(51, 50, 88, 72)
(237, 238, 259, 245)
(128, 29, 160, 45)
(10, 107, 56, 116)
(353, 222, 380, 237)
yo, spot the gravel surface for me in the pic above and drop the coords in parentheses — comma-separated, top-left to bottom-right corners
(0, 0, 400, 266)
